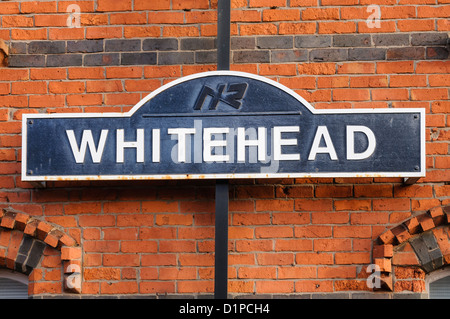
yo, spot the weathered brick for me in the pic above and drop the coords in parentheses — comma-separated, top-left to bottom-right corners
(105, 39, 141, 52)
(233, 50, 270, 63)
(333, 34, 371, 47)
(409, 232, 443, 273)
(181, 38, 216, 51)
(257, 36, 293, 49)
(47, 54, 83, 67)
(231, 37, 256, 50)
(28, 41, 66, 54)
(8, 55, 45, 67)
(373, 34, 410, 47)
(426, 47, 449, 60)
(310, 49, 347, 62)
(9, 42, 27, 54)
(195, 51, 217, 64)
(411, 33, 448, 46)
(348, 48, 386, 61)
(373, 245, 393, 258)
(157, 52, 192, 65)
(143, 38, 178, 51)
(84, 53, 120, 66)
(271, 50, 308, 63)
(67, 40, 104, 53)
(295, 35, 331, 48)
(387, 47, 425, 60)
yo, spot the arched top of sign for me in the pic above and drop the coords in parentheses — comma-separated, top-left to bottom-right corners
(22, 71, 425, 181)
(129, 71, 314, 117)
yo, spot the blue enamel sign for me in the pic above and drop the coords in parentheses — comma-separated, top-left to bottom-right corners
(22, 71, 425, 181)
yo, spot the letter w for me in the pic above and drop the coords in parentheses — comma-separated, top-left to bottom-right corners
(66, 130, 108, 163)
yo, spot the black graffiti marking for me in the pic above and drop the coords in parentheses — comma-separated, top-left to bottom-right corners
(193, 82, 248, 110)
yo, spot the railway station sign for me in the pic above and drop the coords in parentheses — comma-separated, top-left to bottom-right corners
(22, 71, 425, 181)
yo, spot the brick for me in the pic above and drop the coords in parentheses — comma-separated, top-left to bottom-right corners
(374, 258, 392, 273)
(263, 9, 300, 21)
(337, 62, 375, 74)
(271, 50, 308, 63)
(158, 52, 193, 65)
(110, 12, 147, 25)
(233, 50, 270, 63)
(373, 34, 410, 47)
(256, 199, 294, 212)
(28, 41, 66, 54)
(427, 47, 449, 60)
(318, 22, 356, 34)
(49, 28, 84, 40)
(335, 252, 371, 264)
(279, 22, 316, 35)
(334, 226, 371, 238)
(231, 37, 256, 50)
(84, 53, 120, 66)
(295, 35, 331, 48)
(67, 40, 104, 53)
(397, 19, 435, 32)
(20, 1, 56, 13)
(257, 36, 293, 49)
(390, 75, 427, 87)
(181, 38, 216, 51)
(0, 2, 19, 14)
(348, 48, 386, 61)
(372, 88, 409, 101)
(30, 68, 66, 80)
(416, 213, 435, 232)
(230, 10, 260, 23)
(172, 0, 209, 9)
(249, 0, 286, 7)
(429, 206, 446, 226)
(333, 34, 371, 47)
(97, 0, 131, 12)
(143, 38, 178, 51)
(34, 14, 68, 27)
(105, 39, 141, 52)
(47, 54, 83, 67)
(360, 20, 397, 33)
(194, 51, 215, 64)
(134, 0, 170, 10)
(8, 55, 45, 68)
(387, 47, 425, 60)
(417, 61, 450, 73)
(412, 88, 448, 101)
(163, 26, 200, 37)
(49, 81, 85, 94)
(124, 26, 160, 38)
(310, 48, 348, 62)
(373, 245, 394, 258)
(86, 27, 122, 39)
(2, 16, 33, 27)
(350, 75, 387, 88)
(69, 67, 104, 79)
(411, 33, 448, 46)
(11, 82, 47, 95)
(333, 88, 370, 101)
(377, 61, 414, 74)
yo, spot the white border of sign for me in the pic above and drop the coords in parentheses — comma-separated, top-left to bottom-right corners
(22, 71, 426, 181)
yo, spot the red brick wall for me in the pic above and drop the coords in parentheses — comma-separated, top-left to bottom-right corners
(0, 0, 448, 298)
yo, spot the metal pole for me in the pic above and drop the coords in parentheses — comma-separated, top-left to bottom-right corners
(214, 179, 229, 299)
(217, 0, 231, 71)
(215, 0, 231, 299)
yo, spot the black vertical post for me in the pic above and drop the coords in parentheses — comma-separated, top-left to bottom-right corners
(215, 0, 231, 300)
(217, 0, 231, 71)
